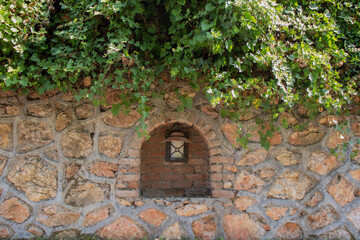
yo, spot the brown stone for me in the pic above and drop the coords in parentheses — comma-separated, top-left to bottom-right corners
(7, 155, 57, 202)
(319, 115, 344, 127)
(274, 148, 301, 166)
(265, 206, 288, 221)
(117, 198, 132, 207)
(350, 169, 360, 182)
(278, 112, 298, 128)
(36, 205, 80, 227)
(26, 224, 45, 237)
(347, 206, 360, 230)
(276, 222, 302, 240)
(55, 107, 72, 132)
(351, 121, 360, 136)
(138, 208, 167, 227)
(234, 197, 256, 211)
(17, 120, 53, 152)
(75, 103, 94, 119)
(65, 163, 81, 179)
(27, 103, 53, 117)
(0, 197, 31, 223)
(5, 105, 20, 116)
(83, 204, 114, 228)
(98, 134, 123, 158)
(61, 128, 93, 158)
(221, 123, 240, 148)
(200, 105, 219, 119)
(161, 222, 183, 240)
(288, 126, 325, 146)
(65, 180, 109, 207)
(51, 229, 80, 239)
(176, 204, 208, 217)
(351, 144, 360, 164)
(192, 215, 217, 240)
(306, 191, 324, 208)
(308, 151, 338, 175)
(234, 171, 265, 194)
(62, 92, 76, 102)
(103, 109, 141, 128)
(255, 168, 275, 180)
(0, 123, 12, 151)
(307, 204, 339, 229)
(0, 155, 7, 176)
(318, 227, 353, 240)
(326, 131, 350, 149)
(268, 170, 316, 201)
(237, 148, 268, 166)
(90, 161, 118, 178)
(43, 146, 59, 162)
(223, 214, 265, 240)
(238, 108, 259, 121)
(297, 105, 309, 118)
(327, 175, 355, 206)
(96, 216, 148, 240)
(247, 122, 282, 145)
(0, 223, 14, 238)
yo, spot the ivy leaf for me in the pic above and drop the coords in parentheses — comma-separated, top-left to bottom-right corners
(111, 103, 122, 116)
(201, 20, 212, 31)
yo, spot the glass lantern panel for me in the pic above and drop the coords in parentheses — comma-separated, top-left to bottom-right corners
(170, 141, 184, 159)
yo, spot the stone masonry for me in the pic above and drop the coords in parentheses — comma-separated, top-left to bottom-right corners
(0, 90, 359, 239)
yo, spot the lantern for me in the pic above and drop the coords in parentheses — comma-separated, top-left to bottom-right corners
(163, 131, 191, 162)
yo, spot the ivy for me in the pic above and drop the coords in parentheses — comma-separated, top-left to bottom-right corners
(0, 0, 359, 145)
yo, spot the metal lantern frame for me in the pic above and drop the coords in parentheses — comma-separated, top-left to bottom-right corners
(163, 129, 191, 162)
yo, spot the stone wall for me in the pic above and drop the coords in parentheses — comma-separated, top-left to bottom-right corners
(0, 90, 359, 239)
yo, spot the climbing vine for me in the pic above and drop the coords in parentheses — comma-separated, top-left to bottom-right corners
(1, 0, 359, 130)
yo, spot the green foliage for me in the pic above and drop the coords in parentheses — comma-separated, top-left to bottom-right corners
(1, 0, 359, 144)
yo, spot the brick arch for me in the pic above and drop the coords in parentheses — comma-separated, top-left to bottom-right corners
(121, 113, 235, 199)
(140, 121, 211, 197)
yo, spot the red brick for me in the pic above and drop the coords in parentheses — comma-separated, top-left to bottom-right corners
(186, 173, 207, 181)
(210, 156, 234, 164)
(223, 174, 235, 181)
(142, 157, 162, 166)
(209, 148, 222, 156)
(152, 182, 171, 189)
(152, 166, 171, 173)
(189, 142, 207, 150)
(128, 166, 140, 173)
(196, 118, 205, 127)
(130, 141, 142, 149)
(116, 190, 139, 198)
(118, 158, 140, 166)
(140, 181, 152, 188)
(211, 173, 223, 181)
(164, 174, 185, 181)
(141, 174, 161, 181)
(209, 140, 221, 149)
(187, 113, 198, 124)
(173, 166, 194, 173)
(211, 182, 223, 189)
(205, 131, 217, 140)
(128, 181, 140, 188)
(213, 190, 234, 198)
(210, 165, 223, 172)
(193, 181, 209, 188)
(188, 158, 208, 165)
(127, 149, 140, 158)
(148, 149, 164, 157)
(117, 174, 140, 182)
(210, 173, 234, 181)
(194, 166, 209, 173)
(172, 181, 193, 188)
(190, 150, 209, 158)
